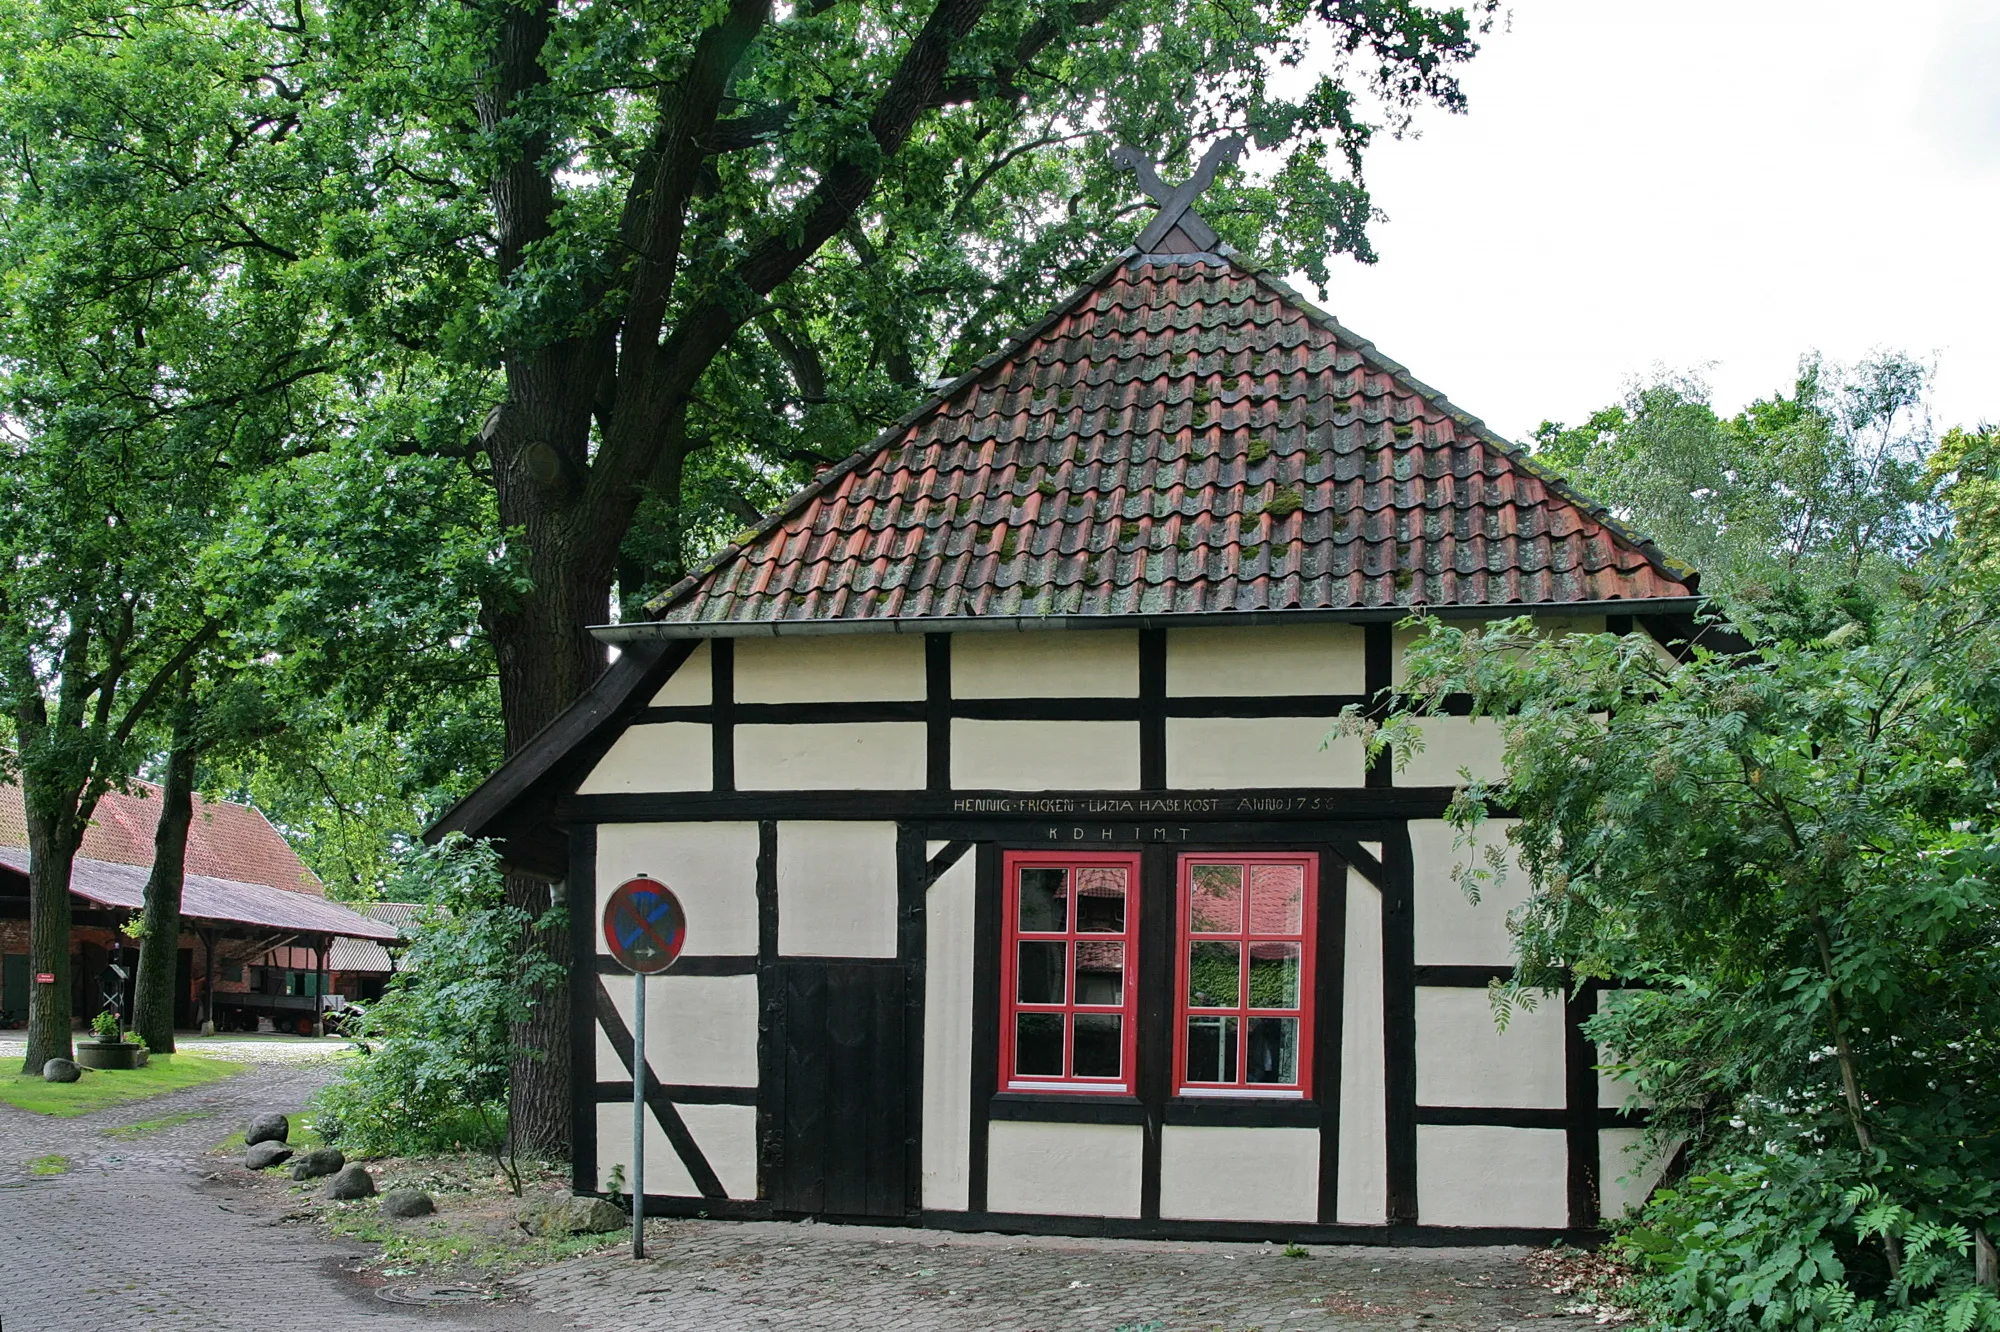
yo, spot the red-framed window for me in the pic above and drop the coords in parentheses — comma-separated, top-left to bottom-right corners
(1174, 853, 1316, 1097)
(999, 850, 1141, 1095)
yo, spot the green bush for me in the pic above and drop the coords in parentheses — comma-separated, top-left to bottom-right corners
(1373, 578, 2000, 1331)
(312, 835, 561, 1161)
(1624, 1151, 2000, 1331)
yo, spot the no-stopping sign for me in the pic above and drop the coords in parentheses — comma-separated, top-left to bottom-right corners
(602, 876, 686, 974)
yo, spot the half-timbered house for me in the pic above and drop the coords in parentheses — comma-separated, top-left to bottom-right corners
(435, 156, 1710, 1243)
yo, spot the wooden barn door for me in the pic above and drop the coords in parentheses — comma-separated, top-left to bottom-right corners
(764, 960, 909, 1219)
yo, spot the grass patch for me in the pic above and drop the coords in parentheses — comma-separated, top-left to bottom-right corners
(218, 1116, 325, 1156)
(104, 1109, 211, 1139)
(0, 1053, 242, 1117)
(324, 1204, 626, 1275)
(27, 1154, 69, 1175)
(279, 1152, 625, 1279)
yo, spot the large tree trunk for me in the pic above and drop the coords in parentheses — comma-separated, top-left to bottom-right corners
(484, 432, 614, 1160)
(132, 727, 197, 1054)
(506, 869, 573, 1160)
(22, 800, 84, 1072)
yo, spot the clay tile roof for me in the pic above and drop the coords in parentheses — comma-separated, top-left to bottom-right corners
(0, 848, 396, 940)
(645, 251, 1694, 626)
(0, 781, 324, 896)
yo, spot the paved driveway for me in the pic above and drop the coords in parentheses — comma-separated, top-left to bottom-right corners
(0, 1050, 560, 1332)
(0, 1051, 1599, 1331)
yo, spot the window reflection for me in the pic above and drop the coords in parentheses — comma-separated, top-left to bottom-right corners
(1074, 868, 1127, 932)
(1189, 863, 1243, 932)
(1016, 1013, 1063, 1076)
(1072, 1014, 1122, 1078)
(1247, 942, 1301, 1009)
(1187, 940, 1240, 1008)
(1186, 1015, 1239, 1083)
(1249, 863, 1304, 934)
(1017, 941, 1066, 1004)
(1074, 940, 1124, 1005)
(1019, 867, 1068, 932)
(1246, 1016, 1298, 1084)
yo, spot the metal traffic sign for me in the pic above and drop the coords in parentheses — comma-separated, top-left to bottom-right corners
(600, 875, 687, 1259)
(602, 877, 686, 974)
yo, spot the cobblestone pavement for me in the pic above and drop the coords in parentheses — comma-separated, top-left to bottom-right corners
(0, 1050, 561, 1332)
(514, 1222, 1601, 1332)
(1, 1050, 1599, 1332)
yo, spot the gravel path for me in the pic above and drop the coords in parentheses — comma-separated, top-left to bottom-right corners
(0, 1051, 560, 1331)
(1, 1035, 353, 1064)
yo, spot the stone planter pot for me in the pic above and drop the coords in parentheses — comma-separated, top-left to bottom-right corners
(74, 1041, 141, 1071)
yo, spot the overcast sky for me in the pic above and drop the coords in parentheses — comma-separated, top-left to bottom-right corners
(1301, 0, 2000, 444)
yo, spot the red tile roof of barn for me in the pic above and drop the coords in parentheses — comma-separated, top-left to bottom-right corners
(0, 781, 324, 896)
(0, 848, 391, 938)
(646, 253, 1694, 625)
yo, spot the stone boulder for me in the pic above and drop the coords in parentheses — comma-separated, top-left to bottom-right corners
(289, 1147, 346, 1180)
(244, 1112, 289, 1147)
(378, 1189, 435, 1219)
(324, 1164, 377, 1201)
(517, 1194, 627, 1237)
(244, 1141, 294, 1171)
(41, 1058, 80, 1084)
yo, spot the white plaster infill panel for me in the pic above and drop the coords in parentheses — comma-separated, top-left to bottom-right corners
(736, 722, 926, 790)
(1600, 1127, 1676, 1221)
(1165, 715, 1365, 789)
(1396, 717, 1508, 789)
(986, 1122, 1144, 1218)
(1159, 1126, 1318, 1222)
(650, 641, 712, 706)
(1393, 617, 1606, 688)
(1166, 624, 1366, 696)
(679, 1103, 757, 1199)
(599, 972, 759, 1088)
(1415, 987, 1565, 1109)
(1337, 867, 1387, 1225)
(596, 1101, 696, 1197)
(952, 719, 1140, 791)
(777, 821, 899, 958)
(734, 635, 926, 702)
(922, 854, 976, 1212)
(953, 630, 1138, 698)
(1416, 1125, 1568, 1228)
(597, 823, 758, 957)
(1411, 818, 1529, 967)
(576, 723, 711, 794)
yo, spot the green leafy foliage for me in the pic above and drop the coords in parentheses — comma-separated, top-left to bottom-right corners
(1627, 1163, 2000, 1331)
(312, 837, 562, 1159)
(1369, 576, 2000, 1327)
(1531, 355, 1944, 609)
(1353, 349, 2000, 1330)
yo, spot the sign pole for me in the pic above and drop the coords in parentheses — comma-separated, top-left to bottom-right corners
(632, 967, 646, 1259)
(603, 874, 685, 1263)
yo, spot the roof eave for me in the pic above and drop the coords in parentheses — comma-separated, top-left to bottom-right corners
(593, 597, 1711, 643)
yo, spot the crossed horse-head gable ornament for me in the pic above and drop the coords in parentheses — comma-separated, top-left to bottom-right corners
(1111, 136, 1245, 255)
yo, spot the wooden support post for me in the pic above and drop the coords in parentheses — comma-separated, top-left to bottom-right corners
(1978, 1228, 1997, 1291)
(313, 936, 328, 1037)
(199, 928, 218, 1036)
